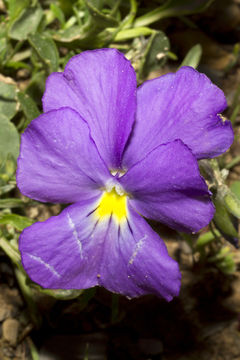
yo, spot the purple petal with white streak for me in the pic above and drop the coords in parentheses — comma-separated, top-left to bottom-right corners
(20, 199, 180, 300)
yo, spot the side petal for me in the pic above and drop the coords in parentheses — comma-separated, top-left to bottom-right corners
(17, 107, 111, 203)
(20, 198, 180, 300)
(120, 140, 215, 233)
(123, 66, 233, 167)
(42, 48, 137, 169)
(99, 205, 181, 301)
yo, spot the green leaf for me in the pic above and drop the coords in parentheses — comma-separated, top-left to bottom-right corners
(0, 184, 16, 196)
(0, 237, 21, 265)
(59, 0, 77, 17)
(230, 181, 240, 200)
(9, 7, 43, 41)
(113, 26, 153, 42)
(224, 191, 240, 219)
(28, 33, 59, 73)
(0, 213, 34, 231)
(196, 229, 221, 248)
(26, 71, 46, 105)
(0, 154, 16, 181)
(7, 0, 30, 23)
(32, 286, 84, 300)
(209, 247, 236, 274)
(50, 3, 65, 25)
(17, 92, 40, 126)
(0, 115, 19, 165)
(83, 0, 119, 27)
(179, 44, 202, 69)
(139, 31, 169, 80)
(0, 198, 24, 209)
(134, 0, 214, 27)
(213, 191, 239, 243)
(0, 79, 17, 120)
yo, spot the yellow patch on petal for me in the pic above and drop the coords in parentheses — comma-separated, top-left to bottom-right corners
(96, 188, 127, 223)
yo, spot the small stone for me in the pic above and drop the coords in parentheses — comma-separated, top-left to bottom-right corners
(0, 304, 13, 322)
(2, 318, 20, 346)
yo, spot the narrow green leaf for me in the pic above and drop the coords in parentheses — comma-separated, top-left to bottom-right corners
(50, 3, 65, 25)
(0, 184, 16, 196)
(17, 92, 40, 126)
(134, 0, 214, 27)
(15, 268, 42, 328)
(224, 191, 240, 219)
(0, 237, 21, 265)
(28, 338, 40, 360)
(179, 44, 202, 69)
(83, 0, 119, 27)
(0, 198, 24, 209)
(213, 192, 239, 244)
(26, 71, 46, 104)
(9, 7, 43, 41)
(32, 286, 83, 300)
(0, 79, 17, 120)
(28, 33, 59, 72)
(0, 115, 19, 165)
(113, 27, 153, 42)
(230, 181, 240, 200)
(7, 0, 30, 23)
(196, 229, 221, 248)
(0, 213, 34, 231)
(139, 31, 169, 80)
(209, 247, 236, 274)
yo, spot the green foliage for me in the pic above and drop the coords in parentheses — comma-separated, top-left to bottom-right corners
(17, 92, 40, 127)
(0, 80, 18, 120)
(28, 33, 59, 73)
(230, 181, 240, 200)
(0, 213, 34, 231)
(134, 0, 214, 27)
(0, 0, 239, 305)
(179, 44, 202, 69)
(0, 115, 19, 165)
(8, 6, 43, 40)
(138, 30, 169, 80)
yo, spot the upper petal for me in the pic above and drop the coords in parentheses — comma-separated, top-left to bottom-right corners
(42, 48, 137, 169)
(20, 196, 180, 300)
(123, 66, 233, 167)
(17, 107, 111, 203)
(120, 139, 215, 233)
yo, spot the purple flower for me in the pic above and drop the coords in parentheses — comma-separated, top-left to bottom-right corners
(17, 49, 233, 300)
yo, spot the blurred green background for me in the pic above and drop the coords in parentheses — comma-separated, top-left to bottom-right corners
(0, 1, 240, 359)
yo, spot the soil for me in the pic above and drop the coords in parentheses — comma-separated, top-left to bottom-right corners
(1, 231, 240, 359)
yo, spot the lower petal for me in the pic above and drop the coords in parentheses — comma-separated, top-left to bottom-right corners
(20, 197, 180, 300)
(19, 197, 104, 289)
(99, 205, 181, 300)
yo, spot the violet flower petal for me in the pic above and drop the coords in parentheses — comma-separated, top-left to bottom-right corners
(123, 66, 234, 167)
(19, 198, 180, 300)
(42, 48, 137, 169)
(99, 204, 181, 301)
(120, 139, 215, 233)
(17, 107, 111, 203)
(19, 198, 102, 290)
